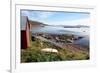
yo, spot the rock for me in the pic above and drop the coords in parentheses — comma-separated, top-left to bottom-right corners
(41, 48, 58, 53)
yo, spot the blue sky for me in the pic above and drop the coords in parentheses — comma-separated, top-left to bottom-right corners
(21, 10, 90, 26)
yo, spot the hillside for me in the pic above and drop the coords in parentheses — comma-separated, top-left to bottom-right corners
(29, 20, 47, 27)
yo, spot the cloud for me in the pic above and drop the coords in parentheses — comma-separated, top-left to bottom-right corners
(37, 12, 55, 19)
(21, 11, 30, 16)
(21, 11, 55, 20)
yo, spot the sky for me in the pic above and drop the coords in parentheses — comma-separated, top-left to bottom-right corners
(21, 10, 90, 26)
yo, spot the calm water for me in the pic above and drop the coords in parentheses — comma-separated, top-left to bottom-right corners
(32, 26, 90, 46)
(74, 37, 89, 46)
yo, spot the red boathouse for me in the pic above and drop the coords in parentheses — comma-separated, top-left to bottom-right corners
(21, 16, 31, 49)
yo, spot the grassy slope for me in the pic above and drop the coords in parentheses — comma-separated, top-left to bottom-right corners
(21, 38, 89, 63)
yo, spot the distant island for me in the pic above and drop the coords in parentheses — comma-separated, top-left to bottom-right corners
(63, 25, 89, 28)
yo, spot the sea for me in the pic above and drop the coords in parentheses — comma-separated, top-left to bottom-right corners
(31, 26, 90, 46)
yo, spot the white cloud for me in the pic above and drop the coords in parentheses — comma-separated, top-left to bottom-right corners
(21, 11, 30, 16)
(21, 11, 56, 22)
(37, 12, 55, 19)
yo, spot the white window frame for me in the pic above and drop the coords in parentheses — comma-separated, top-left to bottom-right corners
(11, 1, 96, 73)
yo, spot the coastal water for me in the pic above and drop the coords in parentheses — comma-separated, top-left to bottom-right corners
(74, 37, 89, 47)
(32, 26, 90, 46)
(32, 26, 89, 36)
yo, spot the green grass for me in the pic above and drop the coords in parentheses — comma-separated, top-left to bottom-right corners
(21, 38, 89, 63)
